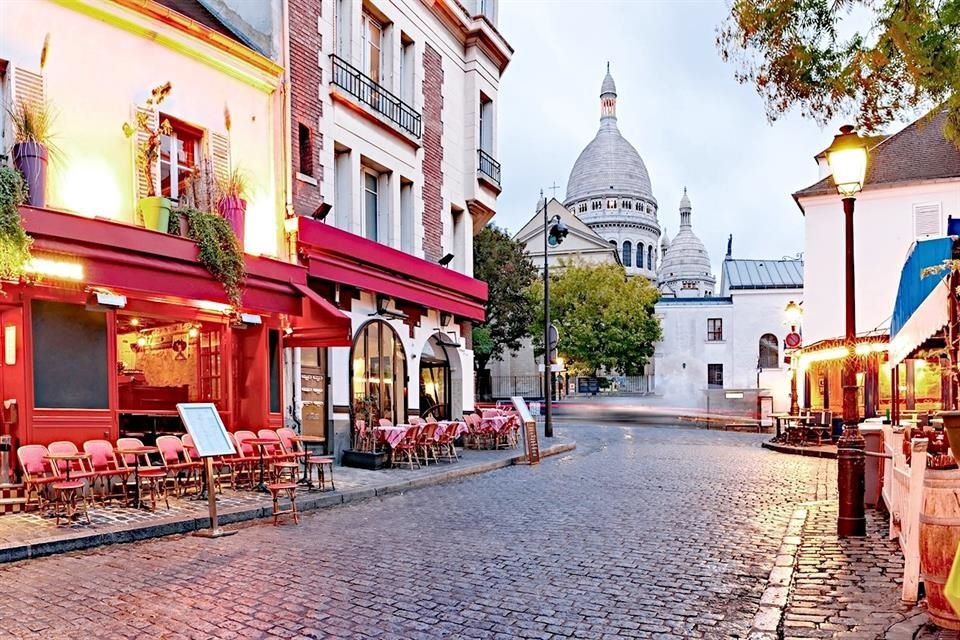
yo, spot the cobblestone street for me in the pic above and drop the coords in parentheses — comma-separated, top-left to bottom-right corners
(0, 425, 907, 639)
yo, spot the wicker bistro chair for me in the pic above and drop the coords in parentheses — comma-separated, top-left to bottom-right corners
(352, 419, 374, 452)
(225, 432, 258, 489)
(417, 423, 439, 466)
(156, 436, 203, 496)
(83, 439, 130, 504)
(267, 462, 299, 526)
(435, 421, 460, 462)
(180, 434, 225, 494)
(47, 441, 96, 482)
(16, 444, 60, 513)
(116, 437, 169, 511)
(392, 425, 422, 469)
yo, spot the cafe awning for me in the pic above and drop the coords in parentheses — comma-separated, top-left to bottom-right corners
(285, 281, 353, 347)
(889, 237, 955, 367)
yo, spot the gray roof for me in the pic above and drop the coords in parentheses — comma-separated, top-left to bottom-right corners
(722, 259, 804, 290)
(564, 69, 653, 203)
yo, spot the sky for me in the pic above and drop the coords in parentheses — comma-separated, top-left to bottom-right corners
(492, 0, 879, 275)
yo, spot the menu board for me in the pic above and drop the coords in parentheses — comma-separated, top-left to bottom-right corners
(176, 403, 236, 458)
(511, 396, 540, 464)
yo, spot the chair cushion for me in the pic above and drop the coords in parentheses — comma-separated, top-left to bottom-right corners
(52, 480, 85, 490)
(268, 482, 297, 491)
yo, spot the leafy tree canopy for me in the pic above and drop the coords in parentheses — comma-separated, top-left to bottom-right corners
(527, 261, 662, 376)
(718, 0, 960, 145)
(472, 225, 538, 371)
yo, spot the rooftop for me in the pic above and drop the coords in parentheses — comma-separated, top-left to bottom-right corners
(795, 110, 960, 199)
(722, 259, 804, 290)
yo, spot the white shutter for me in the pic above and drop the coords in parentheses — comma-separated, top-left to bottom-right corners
(132, 105, 159, 204)
(913, 203, 942, 239)
(10, 67, 44, 112)
(209, 132, 230, 186)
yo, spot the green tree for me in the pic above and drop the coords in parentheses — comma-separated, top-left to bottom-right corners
(718, 0, 960, 145)
(472, 225, 538, 374)
(527, 261, 662, 376)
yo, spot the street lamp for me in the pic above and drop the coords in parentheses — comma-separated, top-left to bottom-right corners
(826, 124, 869, 538)
(784, 300, 803, 415)
(541, 191, 567, 438)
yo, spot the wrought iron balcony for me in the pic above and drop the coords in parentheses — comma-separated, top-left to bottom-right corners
(477, 149, 501, 186)
(330, 54, 422, 139)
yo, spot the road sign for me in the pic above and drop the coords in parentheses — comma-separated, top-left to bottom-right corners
(785, 332, 802, 349)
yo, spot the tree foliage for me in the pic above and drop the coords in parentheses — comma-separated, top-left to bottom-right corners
(527, 261, 662, 376)
(472, 225, 538, 371)
(718, 0, 960, 145)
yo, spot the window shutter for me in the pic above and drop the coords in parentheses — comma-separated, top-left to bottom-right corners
(913, 203, 942, 238)
(209, 132, 230, 186)
(131, 105, 159, 206)
(10, 67, 44, 111)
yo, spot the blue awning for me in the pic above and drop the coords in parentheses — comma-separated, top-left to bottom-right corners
(889, 237, 954, 366)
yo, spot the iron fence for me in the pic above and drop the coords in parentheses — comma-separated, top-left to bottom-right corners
(490, 375, 542, 399)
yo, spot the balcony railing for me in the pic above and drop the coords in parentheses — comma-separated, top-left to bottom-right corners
(331, 54, 422, 139)
(477, 149, 501, 186)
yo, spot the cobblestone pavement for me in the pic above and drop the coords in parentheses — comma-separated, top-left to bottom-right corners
(0, 425, 852, 639)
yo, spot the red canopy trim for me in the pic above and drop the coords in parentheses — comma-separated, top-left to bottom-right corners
(285, 281, 353, 347)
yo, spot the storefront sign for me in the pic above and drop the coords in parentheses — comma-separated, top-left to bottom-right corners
(511, 396, 540, 464)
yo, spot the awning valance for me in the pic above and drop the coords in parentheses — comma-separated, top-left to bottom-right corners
(889, 237, 955, 367)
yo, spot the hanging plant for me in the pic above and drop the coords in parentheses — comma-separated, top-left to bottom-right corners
(0, 166, 33, 282)
(178, 207, 245, 307)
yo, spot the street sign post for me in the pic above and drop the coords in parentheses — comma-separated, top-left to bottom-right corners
(176, 403, 237, 538)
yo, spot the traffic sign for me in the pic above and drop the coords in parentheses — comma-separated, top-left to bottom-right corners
(785, 332, 802, 349)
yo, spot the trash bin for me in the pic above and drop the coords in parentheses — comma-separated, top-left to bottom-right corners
(0, 434, 11, 485)
(860, 424, 883, 508)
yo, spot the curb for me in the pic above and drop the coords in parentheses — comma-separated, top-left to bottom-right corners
(883, 612, 931, 639)
(748, 507, 807, 639)
(761, 441, 837, 459)
(0, 441, 576, 564)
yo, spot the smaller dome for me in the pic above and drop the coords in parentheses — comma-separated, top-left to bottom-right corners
(601, 63, 616, 96)
(679, 187, 691, 210)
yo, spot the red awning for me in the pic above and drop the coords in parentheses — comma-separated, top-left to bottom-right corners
(285, 281, 353, 347)
(297, 216, 487, 322)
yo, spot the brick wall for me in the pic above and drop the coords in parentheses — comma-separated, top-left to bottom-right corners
(289, 0, 324, 217)
(421, 43, 444, 261)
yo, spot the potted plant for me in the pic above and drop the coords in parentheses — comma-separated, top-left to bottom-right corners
(216, 167, 247, 249)
(342, 394, 390, 470)
(176, 207, 245, 307)
(123, 82, 173, 233)
(7, 99, 56, 208)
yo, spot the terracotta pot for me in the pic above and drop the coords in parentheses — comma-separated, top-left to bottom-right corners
(12, 142, 47, 207)
(178, 214, 190, 238)
(138, 196, 171, 233)
(217, 196, 246, 250)
(941, 411, 960, 457)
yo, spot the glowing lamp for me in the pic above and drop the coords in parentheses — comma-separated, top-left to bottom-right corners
(24, 257, 84, 281)
(188, 326, 199, 339)
(783, 300, 802, 327)
(826, 125, 868, 197)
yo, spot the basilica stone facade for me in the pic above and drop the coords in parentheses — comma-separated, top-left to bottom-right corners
(658, 188, 717, 298)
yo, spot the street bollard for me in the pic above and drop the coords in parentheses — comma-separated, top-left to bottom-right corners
(837, 436, 867, 537)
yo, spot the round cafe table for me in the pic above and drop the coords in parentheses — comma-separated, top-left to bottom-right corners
(244, 438, 276, 493)
(44, 452, 91, 481)
(374, 425, 409, 449)
(290, 434, 325, 488)
(114, 446, 159, 509)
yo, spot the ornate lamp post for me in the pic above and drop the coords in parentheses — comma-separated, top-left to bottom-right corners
(784, 300, 803, 415)
(826, 124, 869, 538)
(541, 192, 567, 438)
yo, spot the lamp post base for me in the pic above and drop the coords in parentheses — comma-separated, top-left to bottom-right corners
(837, 423, 866, 537)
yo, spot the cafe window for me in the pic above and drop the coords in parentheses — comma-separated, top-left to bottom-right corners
(116, 313, 223, 414)
(159, 117, 201, 202)
(759, 333, 779, 369)
(707, 318, 723, 341)
(32, 300, 108, 409)
(269, 329, 281, 414)
(351, 320, 407, 425)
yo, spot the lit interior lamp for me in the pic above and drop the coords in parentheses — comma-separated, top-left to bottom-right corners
(130, 318, 140, 327)
(825, 125, 868, 197)
(784, 300, 802, 328)
(188, 326, 199, 339)
(136, 336, 147, 347)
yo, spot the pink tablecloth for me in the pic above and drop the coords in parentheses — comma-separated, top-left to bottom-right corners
(436, 421, 468, 441)
(374, 425, 409, 448)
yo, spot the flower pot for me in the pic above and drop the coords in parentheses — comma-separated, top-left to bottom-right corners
(217, 196, 246, 250)
(12, 142, 47, 207)
(941, 411, 960, 458)
(341, 449, 389, 470)
(138, 196, 171, 233)
(177, 214, 190, 238)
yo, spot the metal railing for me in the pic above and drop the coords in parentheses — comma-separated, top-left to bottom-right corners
(477, 149, 501, 185)
(330, 54, 422, 139)
(490, 375, 542, 399)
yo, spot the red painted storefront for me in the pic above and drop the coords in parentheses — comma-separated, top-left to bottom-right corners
(2, 206, 351, 453)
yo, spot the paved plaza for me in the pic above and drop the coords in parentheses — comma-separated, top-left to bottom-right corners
(0, 425, 919, 639)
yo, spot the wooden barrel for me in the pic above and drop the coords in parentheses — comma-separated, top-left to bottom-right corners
(919, 468, 960, 630)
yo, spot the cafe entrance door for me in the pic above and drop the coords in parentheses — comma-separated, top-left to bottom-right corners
(300, 347, 328, 450)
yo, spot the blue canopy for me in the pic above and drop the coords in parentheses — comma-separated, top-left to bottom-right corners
(889, 237, 954, 366)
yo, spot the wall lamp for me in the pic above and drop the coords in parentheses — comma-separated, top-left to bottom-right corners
(438, 253, 455, 267)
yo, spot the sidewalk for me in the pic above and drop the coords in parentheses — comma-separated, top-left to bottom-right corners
(762, 440, 838, 459)
(0, 435, 575, 564)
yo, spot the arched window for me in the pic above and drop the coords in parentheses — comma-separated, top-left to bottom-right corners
(351, 320, 407, 427)
(759, 333, 779, 369)
(622, 241, 632, 266)
(648, 245, 654, 270)
(637, 243, 644, 269)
